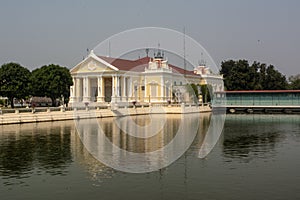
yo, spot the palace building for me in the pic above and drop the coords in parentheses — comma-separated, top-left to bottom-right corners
(68, 50, 223, 107)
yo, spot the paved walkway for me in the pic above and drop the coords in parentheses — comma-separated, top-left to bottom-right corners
(0, 106, 211, 125)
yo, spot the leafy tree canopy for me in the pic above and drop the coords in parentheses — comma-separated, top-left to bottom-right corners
(289, 74, 300, 90)
(0, 62, 31, 108)
(31, 64, 73, 106)
(220, 60, 288, 90)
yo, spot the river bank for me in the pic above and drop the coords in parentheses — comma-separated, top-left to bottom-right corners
(0, 105, 211, 125)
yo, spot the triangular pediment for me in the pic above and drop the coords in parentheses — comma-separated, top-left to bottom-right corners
(70, 52, 119, 74)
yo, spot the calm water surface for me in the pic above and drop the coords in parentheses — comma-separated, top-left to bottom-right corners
(0, 114, 300, 200)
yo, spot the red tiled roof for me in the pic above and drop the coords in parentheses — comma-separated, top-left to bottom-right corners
(169, 63, 197, 76)
(98, 56, 149, 72)
(98, 56, 198, 76)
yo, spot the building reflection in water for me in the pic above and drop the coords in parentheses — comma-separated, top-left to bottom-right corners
(72, 113, 217, 178)
(197, 113, 226, 158)
(73, 112, 223, 173)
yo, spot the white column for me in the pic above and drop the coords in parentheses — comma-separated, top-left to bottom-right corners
(87, 78, 90, 97)
(83, 77, 86, 97)
(128, 77, 132, 101)
(83, 77, 90, 102)
(117, 76, 120, 97)
(170, 84, 172, 99)
(97, 76, 103, 102)
(112, 76, 115, 97)
(122, 76, 126, 101)
(72, 77, 75, 96)
(70, 85, 73, 97)
(111, 75, 115, 102)
(69, 77, 76, 103)
(161, 77, 164, 102)
(69, 85, 74, 103)
(76, 78, 81, 102)
(144, 77, 147, 100)
(116, 76, 119, 97)
(134, 82, 138, 101)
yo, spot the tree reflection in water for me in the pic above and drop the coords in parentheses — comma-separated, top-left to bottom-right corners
(0, 122, 73, 180)
(222, 115, 300, 162)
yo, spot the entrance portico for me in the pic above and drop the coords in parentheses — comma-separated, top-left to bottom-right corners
(70, 75, 132, 105)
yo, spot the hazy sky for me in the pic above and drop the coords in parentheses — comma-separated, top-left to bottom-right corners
(0, 0, 299, 76)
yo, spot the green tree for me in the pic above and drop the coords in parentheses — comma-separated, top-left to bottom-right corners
(289, 74, 300, 89)
(31, 64, 73, 106)
(200, 84, 212, 103)
(220, 60, 236, 90)
(220, 60, 288, 90)
(187, 83, 201, 103)
(257, 63, 267, 89)
(249, 61, 262, 90)
(264, 65, 288, 90)
(220, 60, 254, 90)
(0, 63, 31, 108)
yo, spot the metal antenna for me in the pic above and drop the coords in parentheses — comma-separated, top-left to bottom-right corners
(183, 27, 186, 77)
(108, 40, 111, 57)
(200, 52, 205, 66)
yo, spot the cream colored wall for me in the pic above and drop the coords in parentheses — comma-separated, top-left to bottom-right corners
(145, 76, 161, 97)
(145, 84, 151, 99)
(144, 75, 175, 102)
(145, 76, 161, 83)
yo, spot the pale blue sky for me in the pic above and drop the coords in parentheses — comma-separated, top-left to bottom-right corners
(0, 0, 299, 76)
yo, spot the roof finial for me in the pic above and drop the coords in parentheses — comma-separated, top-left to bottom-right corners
(154, 43, 163, 59)
(89, 49, 95, 56)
